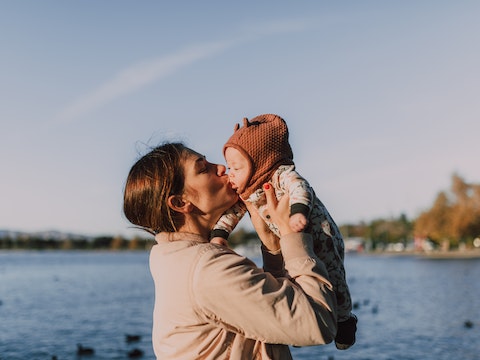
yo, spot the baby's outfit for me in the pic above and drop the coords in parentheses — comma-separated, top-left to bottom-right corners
(212, 166, 353, 321)
(213, 114, 357, 349)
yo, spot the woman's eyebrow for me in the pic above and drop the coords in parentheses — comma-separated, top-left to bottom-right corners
(193, 156, 206, 168)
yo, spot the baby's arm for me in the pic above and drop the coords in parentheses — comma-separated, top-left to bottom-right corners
(277, 167, 314, 232)
(210, 201, 247, 245)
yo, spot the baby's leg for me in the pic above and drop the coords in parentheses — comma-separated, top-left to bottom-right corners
(311, 224, 357, 349)
(311, 228, 352, 321)
(310, 201, 357, 349)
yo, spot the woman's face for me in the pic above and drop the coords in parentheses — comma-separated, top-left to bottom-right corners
(181, 149, 238, 218)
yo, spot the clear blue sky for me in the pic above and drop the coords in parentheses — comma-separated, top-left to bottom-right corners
(1, 1, 479, 238)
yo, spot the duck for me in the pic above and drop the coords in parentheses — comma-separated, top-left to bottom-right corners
(77, 343, 95, 356)
(126, 334, 141, 343)
(464, 320, 474, 328)
(127, 348, 144, 358)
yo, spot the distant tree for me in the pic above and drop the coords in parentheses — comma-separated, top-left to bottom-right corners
(414, 173, 480, 246)
(339, 222, 369, 239)
(469, 184, 480, 237)
(128, 237, 143, 250)
(415, 191, 451, 244)
(229, 228, 258, 247)
(93, 236, 113, 249)
(0, 236, 14, 249)
(362, 213, 413, 250)
(110, 235, 125, 250)
(72, 238, 90, 249)
(61, 239, 74, 250)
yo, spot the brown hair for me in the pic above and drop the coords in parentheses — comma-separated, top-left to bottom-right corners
(123, 142, 189, 235)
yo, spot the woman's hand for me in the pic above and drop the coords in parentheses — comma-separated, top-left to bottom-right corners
(247, 199, 280, 252)
(247, 183, 293, 252)
(262, 183, 293, 237)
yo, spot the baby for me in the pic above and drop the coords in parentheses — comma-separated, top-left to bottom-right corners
(211, 114, 357, 350)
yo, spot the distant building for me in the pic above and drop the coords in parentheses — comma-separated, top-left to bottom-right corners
(344, 237, 365, 253)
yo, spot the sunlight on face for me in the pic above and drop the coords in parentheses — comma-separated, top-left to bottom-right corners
(224, 147, 250, 192)
(182, 150, 236, 215)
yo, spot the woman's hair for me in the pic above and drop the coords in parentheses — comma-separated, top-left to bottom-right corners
(123, 142, 189, 235)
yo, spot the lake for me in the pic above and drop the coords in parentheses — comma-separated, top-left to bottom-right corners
(0, 250, 479, 359)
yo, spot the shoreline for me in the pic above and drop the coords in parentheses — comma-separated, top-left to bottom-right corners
(349, 249, 480, 260)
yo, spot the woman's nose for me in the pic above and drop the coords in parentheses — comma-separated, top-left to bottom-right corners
(216, 164, 227, 176)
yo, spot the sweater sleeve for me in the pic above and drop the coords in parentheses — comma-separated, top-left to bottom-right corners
(192, 232, 337, 347)
(261, 245, 285, 278)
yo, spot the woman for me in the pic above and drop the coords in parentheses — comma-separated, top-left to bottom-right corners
(123, 142, 337, 359)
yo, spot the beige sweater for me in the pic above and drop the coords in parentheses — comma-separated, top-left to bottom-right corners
(150, 232, 337, 359)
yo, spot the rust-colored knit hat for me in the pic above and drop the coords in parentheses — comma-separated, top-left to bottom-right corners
(223, 114, 294, 200)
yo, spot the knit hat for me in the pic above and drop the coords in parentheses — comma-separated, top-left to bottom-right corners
(223, 114, 294, 200)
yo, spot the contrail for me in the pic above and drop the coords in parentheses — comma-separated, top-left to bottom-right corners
(54, 19, 310, 123)
(54, 41, 231, 123)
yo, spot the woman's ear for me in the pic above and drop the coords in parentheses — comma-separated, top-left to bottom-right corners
(167, 195, 193, 213)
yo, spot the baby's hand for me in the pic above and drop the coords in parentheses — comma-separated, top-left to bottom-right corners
(289, 213, 308, 232)
(210, 237, 229, 247)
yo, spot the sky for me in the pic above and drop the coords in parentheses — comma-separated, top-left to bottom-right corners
(1, 1, 479, 238)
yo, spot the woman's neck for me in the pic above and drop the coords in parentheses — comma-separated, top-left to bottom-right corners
(176, 219, 210, 240)
(178, 208, 227, 240)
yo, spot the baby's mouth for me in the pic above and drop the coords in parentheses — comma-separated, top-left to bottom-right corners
(229, 182, 241, 194)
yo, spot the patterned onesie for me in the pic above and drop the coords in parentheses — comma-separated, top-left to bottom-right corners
(212, 164, 352, 322)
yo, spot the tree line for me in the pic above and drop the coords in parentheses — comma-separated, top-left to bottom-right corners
(0, 235, 153, 251)
(1, 173, 478, 251)
(340, 173, 480, 250)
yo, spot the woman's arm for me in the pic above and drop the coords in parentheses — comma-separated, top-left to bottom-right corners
(194, 184, 338, 346)
(194, 234, 337, 346)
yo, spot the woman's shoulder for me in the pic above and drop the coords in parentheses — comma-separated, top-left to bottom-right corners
(155, 231, 209, 244)
(195, 243, 258, 273)
(152, 233, 257, 272)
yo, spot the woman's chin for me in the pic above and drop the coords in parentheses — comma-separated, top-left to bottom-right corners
(226, 191, 239, 206)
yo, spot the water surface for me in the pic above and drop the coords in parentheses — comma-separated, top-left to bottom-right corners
(1, 251, 479, 359)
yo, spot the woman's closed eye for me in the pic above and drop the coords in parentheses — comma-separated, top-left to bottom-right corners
(195, 156, 210, 174)
(201, 160, 218, 174)
(200, 163, 212, 174)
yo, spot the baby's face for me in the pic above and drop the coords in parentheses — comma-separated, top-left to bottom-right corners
(225, 147, 249, 192)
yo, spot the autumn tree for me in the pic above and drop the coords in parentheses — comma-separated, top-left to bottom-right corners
(414, 173, 480, 247)
(415, 191, 451, 243)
